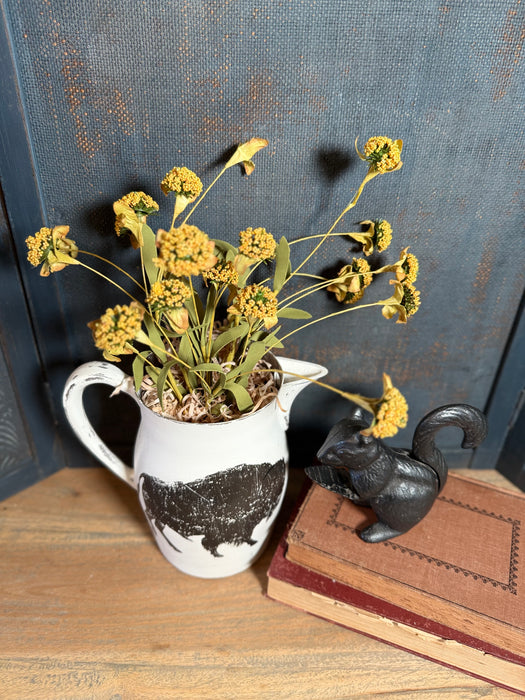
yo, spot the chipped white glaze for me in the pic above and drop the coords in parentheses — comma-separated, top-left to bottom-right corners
(63, 357, 326, 578)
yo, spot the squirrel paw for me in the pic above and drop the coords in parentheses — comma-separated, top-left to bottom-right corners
(359, 521, 403, 543)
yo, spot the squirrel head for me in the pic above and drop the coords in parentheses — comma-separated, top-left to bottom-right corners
(317, 404, 381, 470)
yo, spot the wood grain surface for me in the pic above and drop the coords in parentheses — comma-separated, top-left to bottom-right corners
(0, 467, 521, 699)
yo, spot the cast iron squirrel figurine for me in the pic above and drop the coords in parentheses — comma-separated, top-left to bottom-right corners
(306, 404, 488, 543)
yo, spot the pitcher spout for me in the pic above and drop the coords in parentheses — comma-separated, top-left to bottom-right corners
(274, 356, 328, 428)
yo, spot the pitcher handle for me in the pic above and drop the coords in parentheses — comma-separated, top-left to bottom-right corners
(62, 361, 137, 488)
(274, 356, 328, 429)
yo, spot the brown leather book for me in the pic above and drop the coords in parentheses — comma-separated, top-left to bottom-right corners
(268, 473, 525, 694)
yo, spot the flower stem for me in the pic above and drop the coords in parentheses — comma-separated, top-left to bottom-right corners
(139, 231, 149, 293)
(236, 367, 374, 416)
(274, 300, 382, 345)
(279, 266, 387, 310)
(187, 276, 206, 357)
(288, 232, 361, 246)
(288, 169, 378, 282)
(278, 278, 337, 306)
(77, 250, 146, 292)
(206, 283, 228, 360)
(129, 345, 184, 402)
(76, 261, 142, 304)
(239, 321, 255, 364)
(293, 272, 326, 280)
(181, 167, 227, 226)
(170, 201, 178, 232)
(244, 259, 264, 282)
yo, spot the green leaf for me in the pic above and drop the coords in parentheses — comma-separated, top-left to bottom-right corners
(250, 325, 280, 341)
(238, 266, 254, 287)
(277, 307, 312, 320)
(178, 332, 194, 365)
(185, 293, 205, 325)
(142, 224, 159, 287)
(184, 298, 198, 325)
(156, 360, 178, 410)
(202, 287, 217, 340)
(228, 342, 268, 387)
(143, 314, 166, 361)
(132, 351, 150, 393)
(224, 380, 254, 412)
(194, 291, 205, 322)
(145, 365, 160, 382)
(211, 323, 249, 356)
(213, 238, 238, 258)
(211, 372, 227, 397)
(177, 333, 198, 390)
(190, 362, 227, 374)
(251, 327, 284, 349)
(134, 329, 153, 347)
(224, 138, 268, 172)
(244, 340, 269, 368)
(273, 237, 291, 293)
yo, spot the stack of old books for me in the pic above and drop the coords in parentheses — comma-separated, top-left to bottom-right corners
(267, 472, 525, 694)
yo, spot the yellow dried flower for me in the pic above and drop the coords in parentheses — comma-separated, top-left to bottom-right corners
(381, 279, 420, 324)
(373, 219, 393, 253)
(401, 281, 421, 317)
(26, 227, 53, 267)
(161, 167, 203, 199)
(238, 227, 277, 261)
(363, 136, 402, 173)
(155, 225, 217, 277)
(327, 258, 373, 304)
(351, 219, 393, 256)
(113, 192, 159, 247)
(26, 225, 78, 276)
(397, 251, 419, 284)
(371, 383, 409, 439)
(87, 302, 144, 362)
(146, 278, 190, 312)
(117, 191, 159, 216)
(204, 261, 239, 286)
(228, 284, 279, 329)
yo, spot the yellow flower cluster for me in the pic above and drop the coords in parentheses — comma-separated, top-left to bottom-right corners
(113, 193, 158, 246)
(204, 261, 239, 286)
(373, 219, 393, 253)
(328, 258, 373, 304)
(146, 278, 190, 312)
(364, 137, 402, 173)
(155, 224, 217, 277)
(26, 225, 78, 276)
(88, 302, 144, 360)
(117, 191, 159, 215)
(161, 167, 203, 199)
(371, 385, 408, 438)
(238, 227, 277, 260)
(401, 281, 421, 317)
(398, 252, 419, 284)
(231, 284, 278, 327)
(26, 226, 54, 267)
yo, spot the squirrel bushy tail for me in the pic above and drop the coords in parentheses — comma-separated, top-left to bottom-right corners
(411, 404, 488, 493)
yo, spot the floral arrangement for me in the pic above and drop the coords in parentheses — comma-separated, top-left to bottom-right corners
(26, 136, 420, 437)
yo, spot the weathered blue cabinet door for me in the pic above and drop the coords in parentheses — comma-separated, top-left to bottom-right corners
(0, 0, 523, 496)
(0, 196, 63, 497)
(0, 13, 68, 498)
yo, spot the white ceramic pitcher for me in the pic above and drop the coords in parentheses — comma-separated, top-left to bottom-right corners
(62, 356, 327, 578)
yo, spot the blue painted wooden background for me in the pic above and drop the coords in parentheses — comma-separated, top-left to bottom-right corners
(1, 0, 523, 483)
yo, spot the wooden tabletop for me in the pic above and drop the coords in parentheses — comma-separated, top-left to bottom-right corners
(0, 467, 521, 699)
